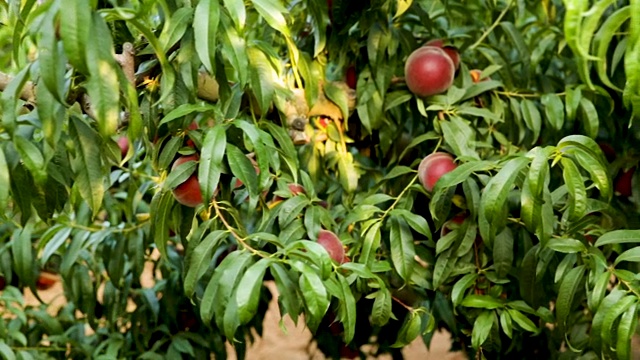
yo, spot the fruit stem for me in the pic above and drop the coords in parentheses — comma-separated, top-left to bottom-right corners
(468, 0, 515, 51)
(211, 198, 267, 258)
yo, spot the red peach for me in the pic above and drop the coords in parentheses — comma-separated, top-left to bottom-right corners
(172, 155, 203, 207)
(418, 152, 457, 192)
(405, 47, 455, 97)
(317, 229, 345, 264)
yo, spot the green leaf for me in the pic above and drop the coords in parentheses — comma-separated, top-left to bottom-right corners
(150, 190, 174, 259)
(159, 104, 216, 126)
(371, 288, 392, 326)
(591, 289, 626, 355)
(0, 341, 16, 360)
(556, 265, 585, 332)
(452, 273, 478, 308)
(337, 152, 359, 193)
(547, 238, 586, 253)
(39, 11, 67, 103)
(323, 81, 349, 121)
(389, 209, 431, 240)
(157, 136, 182, 171)
(251, 0, 290, 36)
(594, 230, 640, 247)
(193, 0, 220, 73)
(493, 227, 513, 279)
(213, 252, 254, 330)
(0, 147, 11, 211)
(184, 230, 227, 298)
(594, 7, 630, 91)
(13, 135, 46, 185)
(462, 80, 503, 100)
(541, 93, 564, 130)
(380, 166, 414, 183)
(11, 222, 34, 287)
(479, 156, 530, 243)
(521, 99, 541, 145)
(565, 87, 582, 122)
(236, 258, 273, 325)
(506, 309, 537, 333)
(40, 226, 72, 267)
(278, 196, 309, 230)
(579, 97, 599, 139)
(70, 117, 105, 217)
(432, 248, 455, 288)
(562, 156, 588, 222)
(159, 8, 193, 52)
(247, 46, 277, 113)
(614, 247, 640, 265)
(432, 160, 493, 194)
(222, 28, 249, 87)
(224, 0, 246, 30)
(389, 216, 415, 282)
(199, 125, 226, 204)
(59, 0, 90, 74)
(227, 144, 259, 198)
(471, 311, 494, 349)
(461, 295, 504, 310)
(588, 270, 610, 312)
(440, 116, 478, 159)
(336, 275, 356, 343)
(86, 13, 120, 138)
(2, 64, 32, 133)
(601, 295, 636, 355)
(270, 263, 302, 323)
(163, 158, 196, 190)
(499, 311, 513, 338)
(298, 263, 330, 332)
(392, 312, 422, 348)
(359, 221, 382, 266)
(616, 303, 638, 360)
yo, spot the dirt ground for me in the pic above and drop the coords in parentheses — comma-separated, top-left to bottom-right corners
(16, 265, 640, 360)
(19, 270, 465, 360)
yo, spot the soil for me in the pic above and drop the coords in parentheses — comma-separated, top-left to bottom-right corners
(12, 261, 640, 360)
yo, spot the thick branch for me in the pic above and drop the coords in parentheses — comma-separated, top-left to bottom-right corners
(114, 42, 136, 86)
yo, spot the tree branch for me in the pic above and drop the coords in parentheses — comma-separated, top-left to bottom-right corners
(0, 72, 35, 103)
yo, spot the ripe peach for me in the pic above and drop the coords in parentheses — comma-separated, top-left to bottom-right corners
(405, 47, 455, 97)
(440, 214, 466, 237)
(597, 142, 616, 163)
(425, 39, 444, 48)
(442, 46, 460, 70)
(36, 271, 59, 290)
(117, 136, 129, 158)
(418, 152, 457, 192)
(424, 40, 460, 70)
(615, 167, 635, 197)
(172, 154, 203, 207)
(317, 229, 345, 264)
(346, 66, 357, 89)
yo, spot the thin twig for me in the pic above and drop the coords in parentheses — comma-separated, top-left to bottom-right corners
(392, 296, 414, 312)
(468, 0, 515, 51)
(211, 198, 265, 257)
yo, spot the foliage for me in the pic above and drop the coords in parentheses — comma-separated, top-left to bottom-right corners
(0, 0, 640, 359)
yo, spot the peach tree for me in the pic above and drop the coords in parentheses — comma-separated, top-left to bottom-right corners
(1, 0, 640, 359)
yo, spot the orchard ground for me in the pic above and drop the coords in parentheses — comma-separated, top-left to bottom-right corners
(16, 255, 466, 360)
(14, 260, 640, 359)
